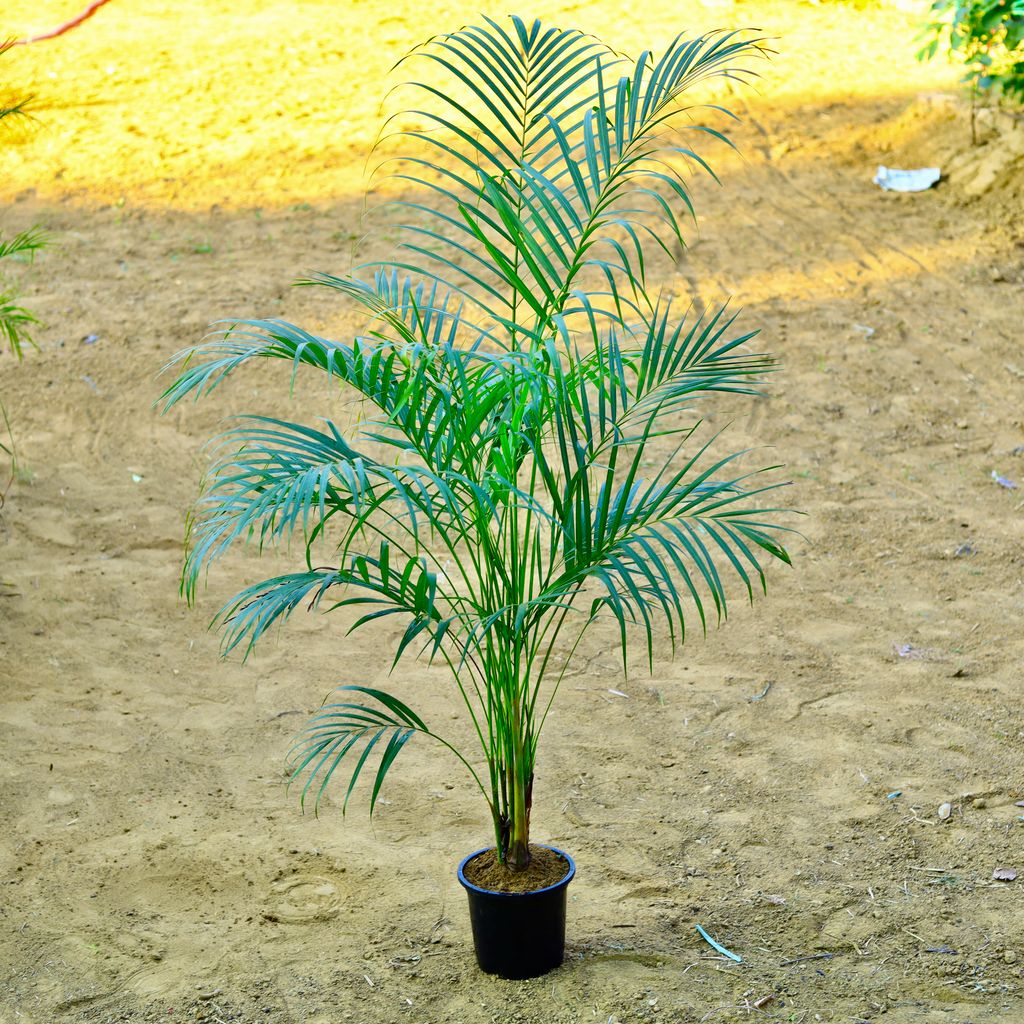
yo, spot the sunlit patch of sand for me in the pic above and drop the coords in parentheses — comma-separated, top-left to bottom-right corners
(4, 0, 956, 210)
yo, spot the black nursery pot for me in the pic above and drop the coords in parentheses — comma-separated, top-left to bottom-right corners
(457, 845, 576, 980)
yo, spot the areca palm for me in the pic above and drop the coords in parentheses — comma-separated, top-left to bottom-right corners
(161, 17, 794, 872)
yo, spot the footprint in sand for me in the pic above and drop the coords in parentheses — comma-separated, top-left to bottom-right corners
(262, 876, 340, 924)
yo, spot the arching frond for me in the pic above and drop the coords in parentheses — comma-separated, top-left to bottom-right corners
(288, 685, 490, 815)
(288, 686, 427, 815)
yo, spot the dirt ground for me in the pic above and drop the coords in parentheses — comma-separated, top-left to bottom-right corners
(2, 2, 1023, 1022)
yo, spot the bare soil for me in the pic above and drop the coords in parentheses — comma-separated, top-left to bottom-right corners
(2, 2, 1023, 1023)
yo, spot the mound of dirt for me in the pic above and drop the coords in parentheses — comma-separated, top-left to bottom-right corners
(865, 92, 1024, 201)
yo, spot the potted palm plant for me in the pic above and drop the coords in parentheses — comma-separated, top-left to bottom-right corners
(161, 17, 793, 979)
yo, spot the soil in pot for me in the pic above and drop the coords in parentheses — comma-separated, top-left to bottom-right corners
(462, 844, 569, 893)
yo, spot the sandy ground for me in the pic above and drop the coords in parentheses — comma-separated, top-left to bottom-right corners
(2, 2, 1024, 1022)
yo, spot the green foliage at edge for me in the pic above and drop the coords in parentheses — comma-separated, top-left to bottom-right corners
(1, 41, 49, 486)
(919, 0, 1024, 102)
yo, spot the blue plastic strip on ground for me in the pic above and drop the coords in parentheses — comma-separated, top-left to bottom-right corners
(695, 923, 743, 963)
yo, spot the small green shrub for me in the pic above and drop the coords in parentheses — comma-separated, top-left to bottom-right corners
(0, 41, 43, 357)
(0, 227, 48, 358)
(1, 40, 48, 496)
(919, 0, 1024, 103)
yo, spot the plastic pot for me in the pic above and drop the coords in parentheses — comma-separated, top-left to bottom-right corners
(457, 845, 576, 979)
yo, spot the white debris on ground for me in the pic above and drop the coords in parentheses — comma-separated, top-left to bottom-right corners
(873, 165, 942, 192)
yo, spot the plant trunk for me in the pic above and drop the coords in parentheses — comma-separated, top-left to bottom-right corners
(505, 698, 531, 871)
(507, 772, 530, 870)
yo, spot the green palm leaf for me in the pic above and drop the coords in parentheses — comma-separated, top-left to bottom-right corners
(289, 685, 489, 815)
(0, 293, 39, 359)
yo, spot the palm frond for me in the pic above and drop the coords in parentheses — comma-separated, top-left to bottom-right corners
(368, 28, 765, 338)
(390, 17, 611, 186)
(0, 38, 33, 125)
(0, 228, 49, 262)
(289, 684, 491, 815)
(0, 292, 39, 358)
(183, 405, 549, 579)
(215, 569, 347, 658)
(215, 539, 469, 665)
(0, 229, 50, 358)
(288, 686, 428, 814)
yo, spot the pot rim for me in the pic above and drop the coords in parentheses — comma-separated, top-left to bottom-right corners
(457, 844, 576, 898)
